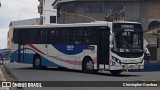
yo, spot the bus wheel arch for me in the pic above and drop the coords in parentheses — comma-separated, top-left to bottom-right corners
(33, 54, 42, 69)
(82, 56, 94, 73)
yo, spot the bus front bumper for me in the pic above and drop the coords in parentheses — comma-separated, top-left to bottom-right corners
(109, 63, 144, 70)
(121, 64, 144, 70)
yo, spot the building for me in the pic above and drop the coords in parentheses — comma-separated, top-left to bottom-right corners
(52, 0, 160, 61)
(52, 0, 160, 30)
(9, 18, 39, 26)
(8, 18, 40, 49)
(144, 26, 160, 62)
(38, 0, 57, 25)
(52, 0, 147, 29)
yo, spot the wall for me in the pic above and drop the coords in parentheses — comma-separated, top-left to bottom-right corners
(42, 0, 57, 24)
(157, 48, 160, 62)
(57, 1, 149, 30)
(148, 46, 157, 60)
(7, 27, 13, 49)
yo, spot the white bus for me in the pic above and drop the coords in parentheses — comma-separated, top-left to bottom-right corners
(10, 21, 144, 75)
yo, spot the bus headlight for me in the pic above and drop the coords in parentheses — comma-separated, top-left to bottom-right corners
(112, 56, 121, 64)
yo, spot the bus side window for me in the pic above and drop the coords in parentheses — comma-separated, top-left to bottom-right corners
(49, 29, 58, 44)
(84, 37, 90, 44)
(13, 29, 19, 44)
(84, 27, 97, 44)
(72, 28, 84, 44)
(73, 37, 81, 44)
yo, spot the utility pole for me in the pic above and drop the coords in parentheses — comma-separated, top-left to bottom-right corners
(0, 0, 1, 7)
(0, 1, 1, 7)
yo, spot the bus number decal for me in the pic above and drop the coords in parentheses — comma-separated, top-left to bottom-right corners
(67, 45, 74, 51)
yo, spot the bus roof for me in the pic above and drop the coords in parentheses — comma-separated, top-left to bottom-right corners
(13, 22, 110, 29)
(12, 21, 140, 29)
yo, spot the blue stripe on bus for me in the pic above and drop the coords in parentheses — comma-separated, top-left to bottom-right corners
(53, 45, 89, 55)
(11, 48, 61, 67)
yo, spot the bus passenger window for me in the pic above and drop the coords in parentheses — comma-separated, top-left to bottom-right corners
(75, 41, 81, 44)
(84, 37, 90, 44)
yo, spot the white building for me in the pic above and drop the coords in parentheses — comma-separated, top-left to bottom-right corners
(38, 0, 57, 25)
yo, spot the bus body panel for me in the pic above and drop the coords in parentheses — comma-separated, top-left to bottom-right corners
(11, 44, 98, 70)
(10, 22, 144, 72)
(109, 51, 144, 70)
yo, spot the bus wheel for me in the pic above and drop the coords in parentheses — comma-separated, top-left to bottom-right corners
(33, 55, 42, 69)
(109, 70, 123, 75)
(10, 60, 14, 63)
(82, 57, 94, 73)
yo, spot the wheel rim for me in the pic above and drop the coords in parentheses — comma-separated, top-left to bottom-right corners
(35, 58, 40, 66)
(86, 61, 93, 70)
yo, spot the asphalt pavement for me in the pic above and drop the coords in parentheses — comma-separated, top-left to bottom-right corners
(1, 62, 160, 90)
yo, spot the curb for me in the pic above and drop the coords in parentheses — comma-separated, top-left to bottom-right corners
(0, 65, 10, 90)
(1, 64, 23, 90)
(2, 64, 18, 81)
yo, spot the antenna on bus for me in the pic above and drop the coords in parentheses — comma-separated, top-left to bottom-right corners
(19, 11, 21, 20)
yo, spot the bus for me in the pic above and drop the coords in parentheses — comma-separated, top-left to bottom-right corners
(10, 21, 144, 75)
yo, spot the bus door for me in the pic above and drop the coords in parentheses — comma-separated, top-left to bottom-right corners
(18, 31, 27, 63)
(98, 27, 110, 69)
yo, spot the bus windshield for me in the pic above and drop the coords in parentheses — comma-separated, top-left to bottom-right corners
(112, 23, 143, 53)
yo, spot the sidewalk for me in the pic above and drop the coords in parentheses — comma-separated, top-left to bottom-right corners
(144, 62, 160, 71)
(0, 65, 9, 90)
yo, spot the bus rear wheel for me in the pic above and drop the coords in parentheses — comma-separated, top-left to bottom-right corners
(82, 57, 94, 73)
(33, 55, 42, 69)
(109, 70, 123, 75)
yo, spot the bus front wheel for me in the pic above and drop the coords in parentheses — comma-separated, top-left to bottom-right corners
(33, 55, 42, 69)
(82, 57, 94, 73)
(109, 70, 123, 75)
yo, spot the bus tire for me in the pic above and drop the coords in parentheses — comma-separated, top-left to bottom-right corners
(10, 60, 14, 63)
(109, 70, 123, 75)
(33, 55, 42, 69)
(82, 57, 94, 73)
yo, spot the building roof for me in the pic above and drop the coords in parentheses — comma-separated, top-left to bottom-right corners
(52, 0, 141, 9)
(9, 18, 40, 27)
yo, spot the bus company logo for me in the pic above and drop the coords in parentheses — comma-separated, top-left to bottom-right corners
(2, 82, 11, 87)
(67, 45, 74, 50)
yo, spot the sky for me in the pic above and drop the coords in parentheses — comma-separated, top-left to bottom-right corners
(0, 0, 39, 49)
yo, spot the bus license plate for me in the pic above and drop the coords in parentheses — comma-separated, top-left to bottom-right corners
(125, 64, 135, 69)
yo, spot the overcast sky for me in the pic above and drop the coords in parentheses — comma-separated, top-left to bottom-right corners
(0, 0, 39, 49)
